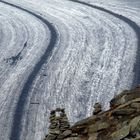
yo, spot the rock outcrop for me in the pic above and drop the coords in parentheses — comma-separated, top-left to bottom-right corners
(44, 86, 140, 140)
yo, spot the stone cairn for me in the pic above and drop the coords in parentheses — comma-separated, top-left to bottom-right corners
(44, 108, 72, 140)
(93, 102, 102, 115)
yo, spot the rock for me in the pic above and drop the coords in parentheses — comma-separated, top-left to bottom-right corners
(93, 103, 102, 115)
(110, 88, 140, 108)
(56, 108, 63, 112)
(62, 130, 72, 138)
(88, 133, 98, 140)
(50, 110, 56, 115)
(45, 108, 71, 140)
(111, 125, 130, 140)
(49, 128, 60, 135)
(49, 125, 58, 129)
(130, 103, 140, 109)
(124, 93, 140, 104)
(88, 122, 109, 133)
(129, 116, 140, 133)
(129, 136, 140, 140)
(110, 90, 129, 108)
(112, 108, 136, 115)
(57, 134, 65, 139)
(45, 134, 57, 140)
(64, 138, 82, 140)
(56, 130, 72, 139)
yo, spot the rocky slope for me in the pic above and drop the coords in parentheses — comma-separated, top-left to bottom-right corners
(45, 86, 140, 140)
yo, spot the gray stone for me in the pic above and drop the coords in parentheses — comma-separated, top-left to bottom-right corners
(129, 116, 140, 133)
(124, 90, 140, 101)
(130, 103, 140, 109)
(56, 108, 62, 111)
(49, 125, 58, 129)
(57, 134, 65, 139)
(110, 90, 129, 107)
(45, 134, 57, 140)
(88, 133, 98, 140)
(62, 129, 72, 137)
(112, 108, 135, 115)
(88, 122, 109, 133)
(111, 125, 130, 140)
(44, 108, 71, 140)
(128, 136, 140, 140)
(50, 110, 56, 114)
(93, 103, 102, 115)
(64, 138, 81, 140)
(49, 128, 60, 135)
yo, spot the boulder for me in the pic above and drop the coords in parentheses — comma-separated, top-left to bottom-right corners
(129, 136, 140, 140)
(111, 125, 130, 140)
(110, 88, 140, 108)
(49, 128, 60, 135)
(110, 90, 129, 108)
(112, 108, 135, 115)
(62, 130, 72, 138)
(88, 122, 109, 133)
(93, 103, 102, 115)
(88, 134, 98, 140)
(130, 103, 140, 109)
(129, 116, 140, 133)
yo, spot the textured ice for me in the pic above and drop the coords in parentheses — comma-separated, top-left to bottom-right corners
(0, 0, 139, 140)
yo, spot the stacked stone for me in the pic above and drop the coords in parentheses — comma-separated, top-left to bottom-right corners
(57, 108, 71, 140)
(93, 103, 102, 115)
(59, 109, 70, 131)
(45, 110, 60, 140)
(45, 108, 71, 140)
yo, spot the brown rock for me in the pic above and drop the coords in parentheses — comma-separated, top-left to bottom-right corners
(50, 110, 56, 115)
(125, 93, 140, 103)
(62, 129, 72, 138)
(88, 122, 109, 133)
(45, 134, 57, 140)
(64, 138, 84, 140)
(110, 88, 140, 108)
(110, 90, 129, 108)
(112, 108, 136, 115)
(93, 103, 102, 115)
(129, 136, 140, 140)
(49, 128, 60, 135)
(130, 103, 140, 109)
(129, 116, 140, 133)
(111, 125, 130, 140)
(56, 108, 63, 112)
(88, 133, 98, 140)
